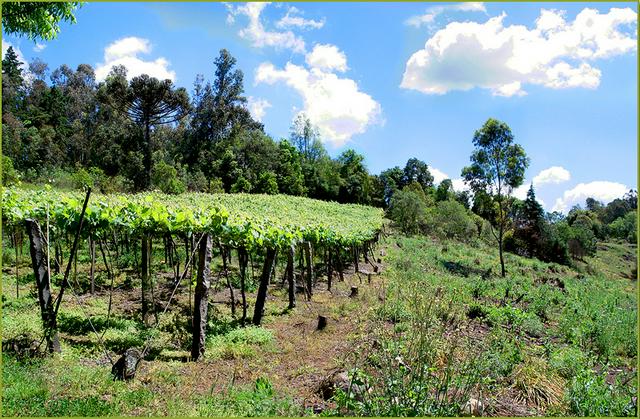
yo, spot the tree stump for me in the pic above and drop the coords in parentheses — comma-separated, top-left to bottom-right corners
(350, 286, 358, 298)
(112, 348, 142, 380)
(317, 315, 327, 330)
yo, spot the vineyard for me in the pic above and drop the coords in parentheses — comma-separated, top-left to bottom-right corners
(2, 187, 384, 366)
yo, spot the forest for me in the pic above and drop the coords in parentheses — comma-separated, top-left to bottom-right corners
(1, 2, 637, 417)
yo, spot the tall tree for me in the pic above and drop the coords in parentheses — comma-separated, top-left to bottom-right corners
(462, 118, 529, 277)
(402, 158, 434, 191)
(107, 73, 190, 189)
(338, 149, 371, 204)
(2, 2, 82, 41)
(2, 47, 25, 115)
(186, 49, 261, 173)
(290, 113, 320, 160)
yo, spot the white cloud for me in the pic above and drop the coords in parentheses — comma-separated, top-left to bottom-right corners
(95, 37, 176, 82)
(452, 178, 470, 192)
(226, 2, 306, 53)
(401, 7, 637, 96)
(406, 2, 486, 28)
(276, 6, 324, 30)
(552, 181, 629, 213)
(246, 96, 271, 122)
(255, 61, 382, 146)
(533, 166, 571, 185)
(430, 167, 449, 184)
(33, 43, 46, 53)
(305, 44, 348, 73)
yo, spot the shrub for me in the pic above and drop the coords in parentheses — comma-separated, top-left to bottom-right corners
(425, 200, 477, 242)
(2, 156, 20, 186)
(151, 161, 186, 194)
(388, 189, 427, 234)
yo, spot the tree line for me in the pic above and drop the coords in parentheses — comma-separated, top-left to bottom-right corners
(3, 46, 636, 274)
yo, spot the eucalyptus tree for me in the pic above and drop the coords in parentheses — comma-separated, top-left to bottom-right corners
(462, 118, 529, 277)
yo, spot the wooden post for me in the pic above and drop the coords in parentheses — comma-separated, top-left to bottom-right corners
(238, 247, 249, 324)
(327, 249, 333, 292)
(89, 236, 96, 295)
(252, 248, 277, 326)
(286, 244, 296, 309)
(25, 220, 61, 353)
(317, 315, 327, 330)
(141, 236, 152, 325)
(221, 245, 236, 318)
(304, 241, 314, 300)
(14, 228, 19, 298)
(191, 234, 212, 360)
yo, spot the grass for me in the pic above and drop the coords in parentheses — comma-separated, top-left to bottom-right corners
(2, 231, 637, 416)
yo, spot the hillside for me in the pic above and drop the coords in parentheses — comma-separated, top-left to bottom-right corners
(2, 227, 636, 416)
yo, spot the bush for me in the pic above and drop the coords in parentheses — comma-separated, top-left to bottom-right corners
(388, 189, 427, 234)
(151, 161, 186, 194)
(2, 156, 20, 186)
(426, 200, 478, 242)
(255, 171, 278, 195)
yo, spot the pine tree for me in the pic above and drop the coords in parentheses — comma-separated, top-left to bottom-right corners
(2, 46, 24, 115)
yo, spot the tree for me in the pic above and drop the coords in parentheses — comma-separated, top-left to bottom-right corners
(435, 179, 454, 202)
(276, 140, 306, 196)
(2, 2, 82, 41)
(461, 118, 529, 277)
(338, 149, 371, 204)
(290, 113, 320, 160)
(186, 50, 261, 173)
(106, 73, 190, 189)
(2, 46, 25, 115)
(388, 189, 426, 235)
(403, 158, 434, 191)
(378, 166, 404, 206)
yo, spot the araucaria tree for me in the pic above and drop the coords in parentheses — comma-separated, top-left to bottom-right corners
(462, 118, 529, 277)
(107, 72, 190, 189)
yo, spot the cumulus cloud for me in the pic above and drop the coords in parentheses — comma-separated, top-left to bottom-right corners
(405, 2, 486, 28)
(95, 37, 176, 82)
(552, 181, 629, 213)
(401, 7, 637, 96)
(246, 96, 272, 122)
(533, 166, 571, 185)
(430, 167, 449, 185)
(226, 2, 306, 53)
(255, 61, 382, 146)
(276, 6, 324, 30)
(451, 178, 470, 192)
(305, 44, 348, 72)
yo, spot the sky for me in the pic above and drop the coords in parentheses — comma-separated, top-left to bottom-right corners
(2, 2, 637, 213)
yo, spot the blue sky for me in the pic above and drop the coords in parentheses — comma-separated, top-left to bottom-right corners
(2, 2, 637, 212)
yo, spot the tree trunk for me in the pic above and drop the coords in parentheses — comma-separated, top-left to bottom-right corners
(191, 234, 212, 360)
(252, 248, 277, 326)
(141, 236, 153, 325)
(498, 200, 506, 277)
(143, 121, 152, 190)
(304, 241, 314, 300)
(25, 220, 60, 353)
(286, 244, 296, 309)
